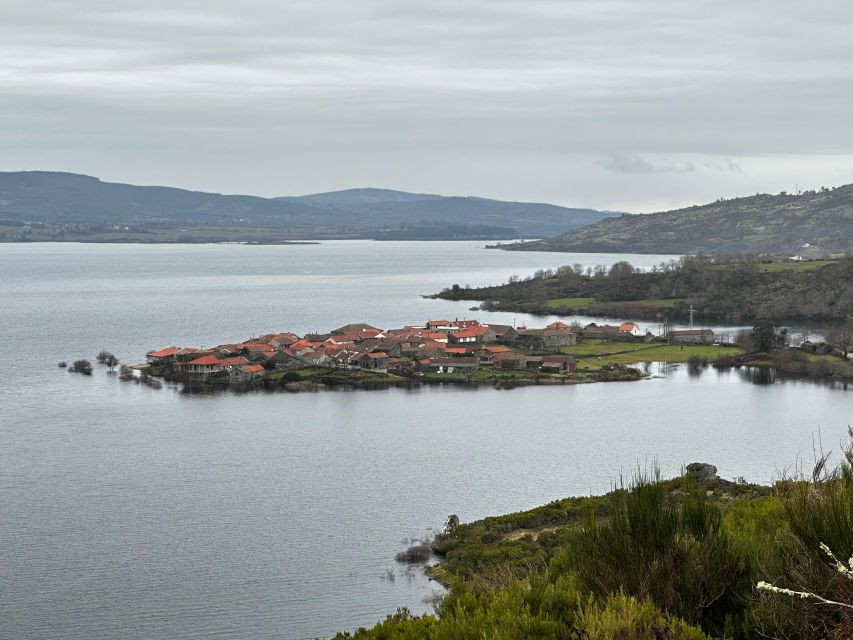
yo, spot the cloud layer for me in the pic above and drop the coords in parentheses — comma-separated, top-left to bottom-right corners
(2, 0, 852, 210)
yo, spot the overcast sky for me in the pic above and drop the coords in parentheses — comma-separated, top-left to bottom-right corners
(2, 0, 852, 211)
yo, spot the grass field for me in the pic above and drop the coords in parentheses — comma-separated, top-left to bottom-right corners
(564, 341, 744, 369)
(420, 371, 469, 382)
(471, 368, 537, 380)
(755, 259, 836, 272)
(805, 352, 846, 363)
(293, 367, 326, 378)
(546, 297, 596, 309)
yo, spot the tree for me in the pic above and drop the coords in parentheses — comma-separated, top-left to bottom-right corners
(97, 350, 119, 371)
(69, 359, 93, 375)
(96, 350, 119, 371)
(752, 318, 777, 353)
(608, 261, 636, 279)
(735, 329, 754, 351)
(826, 325, 853, 358)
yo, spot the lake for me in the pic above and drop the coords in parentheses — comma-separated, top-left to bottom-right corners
(1, 241, 850, 640)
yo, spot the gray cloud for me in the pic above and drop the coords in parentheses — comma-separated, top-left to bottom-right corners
(598, 154, 696, 174)
(0, 0, 852, 210)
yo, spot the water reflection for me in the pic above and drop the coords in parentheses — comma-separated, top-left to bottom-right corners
(738, 366, 777, 385)
(638, 361, 852, 391)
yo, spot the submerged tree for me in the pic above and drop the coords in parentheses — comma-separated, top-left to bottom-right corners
(69, 360, 93, 375)
(96, 351, 119, 371)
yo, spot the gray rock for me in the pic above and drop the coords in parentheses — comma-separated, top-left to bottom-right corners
(442, 514, 460, 535)
(686, 463, 718, 480)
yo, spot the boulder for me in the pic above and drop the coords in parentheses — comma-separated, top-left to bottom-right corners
(686, 462, 718, 480)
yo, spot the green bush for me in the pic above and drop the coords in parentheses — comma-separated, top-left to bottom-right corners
(550, 478, 749, 633)
(751, 449, 853, 639)
(578, 593, 710, 640)
(335, 576, 709, 640)
(336, 449, 853, 640)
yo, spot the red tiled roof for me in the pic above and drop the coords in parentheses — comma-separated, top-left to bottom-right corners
(482, 345, 510, 353)
(267, 332, 299, 341)
(454, 326, 488, 338)
(187, 355, 223, 366)
(241, 364, 264, 373)
(147, 347, 180, 358)
(420, 331, 448, 340)
(240, 341, 272, 350)
(618, 322, 638, 332)
(454, 320, 481, 328)
(290, 339, 324, 351)
(494, 351, 525, 360)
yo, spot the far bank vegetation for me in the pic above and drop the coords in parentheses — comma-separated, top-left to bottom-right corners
(437, 255, 853, 323)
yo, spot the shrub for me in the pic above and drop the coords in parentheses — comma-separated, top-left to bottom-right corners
(551, 477, 749, 632)
(752, 434, 853, 638)
(775, 349, 809, 374)
(578, 593, 710, 640)
(69, 359, 93, 375)
(334, 576, 708, 639)
(395, 543, 431, 564)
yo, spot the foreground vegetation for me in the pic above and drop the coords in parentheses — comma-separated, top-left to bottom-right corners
(436, 255, 853, 323)
(336, 444, 853, 639)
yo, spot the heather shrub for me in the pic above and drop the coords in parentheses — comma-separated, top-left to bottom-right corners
(550, 477, 749, 632)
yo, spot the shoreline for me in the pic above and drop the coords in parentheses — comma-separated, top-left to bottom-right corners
(143, 363, 646, 393)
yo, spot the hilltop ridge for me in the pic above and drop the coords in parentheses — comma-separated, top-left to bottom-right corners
(505, 183, 853, 255)
(0, 171, 617, 242)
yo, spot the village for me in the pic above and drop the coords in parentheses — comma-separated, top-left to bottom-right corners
(142, 318, 718, 389)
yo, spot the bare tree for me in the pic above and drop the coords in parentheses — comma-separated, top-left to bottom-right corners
(97, 351, 120, 371)
(826, 325, 853, 358)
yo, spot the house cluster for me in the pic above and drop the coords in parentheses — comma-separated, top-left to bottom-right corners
(145, 319, 582, 382)
(578, 322, 717, 345)
(579, 322, 644, 339)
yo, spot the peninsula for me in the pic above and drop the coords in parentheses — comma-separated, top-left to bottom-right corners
(141, 318, 652, 390)
(435, 255, 853, 324)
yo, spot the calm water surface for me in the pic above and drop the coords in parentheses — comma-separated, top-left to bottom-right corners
(1, 242, 850, 640)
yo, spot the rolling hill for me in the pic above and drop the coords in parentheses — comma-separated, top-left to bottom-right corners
(505, 183, 853, 255)
(0, 172, 618, 242)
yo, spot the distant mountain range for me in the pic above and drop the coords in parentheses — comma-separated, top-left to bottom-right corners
(0, 172, 619, 242)
(504, 183, 853, 255)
